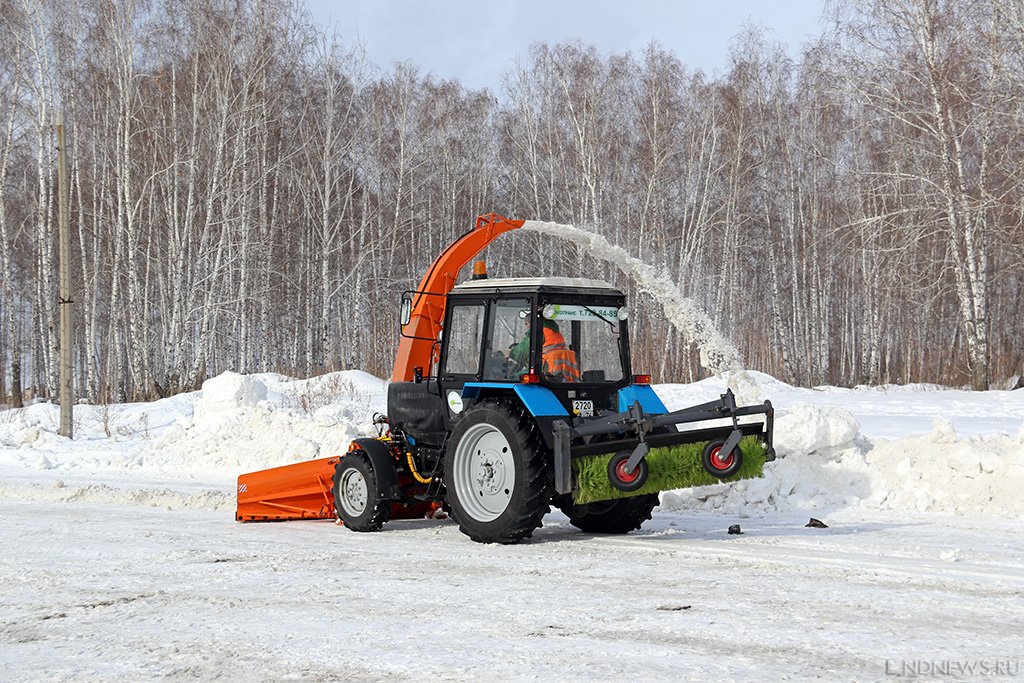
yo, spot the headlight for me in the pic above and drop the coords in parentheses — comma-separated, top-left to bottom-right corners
(542, 304, 557, 320)
(616, 306, 629, 321)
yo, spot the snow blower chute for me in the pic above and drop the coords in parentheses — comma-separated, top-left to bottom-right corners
(236, 213, 776, 543)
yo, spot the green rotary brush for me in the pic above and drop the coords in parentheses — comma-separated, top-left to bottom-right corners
(571, 436, 768, 505)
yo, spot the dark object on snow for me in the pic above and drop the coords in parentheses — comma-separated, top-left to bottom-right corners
(656, 605, 692, 611)
(1011, 375, 1024, 391)
(806, 518, 828, 528)
(728, 524, 743, 535)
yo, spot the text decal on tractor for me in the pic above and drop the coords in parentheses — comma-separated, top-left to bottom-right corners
(235, 213, 775, 544)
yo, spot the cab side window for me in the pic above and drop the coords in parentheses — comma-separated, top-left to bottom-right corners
(444, 304, 485, 376)
(483, 299, 531, 380)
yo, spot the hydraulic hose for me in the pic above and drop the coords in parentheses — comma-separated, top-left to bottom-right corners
(406, 451, 433, 484)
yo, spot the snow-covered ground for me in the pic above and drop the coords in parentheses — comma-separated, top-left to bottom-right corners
(2, 370, 1023, 680)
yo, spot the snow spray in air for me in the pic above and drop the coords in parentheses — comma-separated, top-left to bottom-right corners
(520, 220, 761, 402)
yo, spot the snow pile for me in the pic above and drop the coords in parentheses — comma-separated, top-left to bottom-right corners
(0, 401, 107, 451)
(773, 403, 861, 456)
(859, 422, 1024, 515)
(0, 370, 387, 485)
(153, 371, 385, 479)
(521, 220, 761, 403)
(659, 405, 1024, 518)
(194, 371, 267, 422)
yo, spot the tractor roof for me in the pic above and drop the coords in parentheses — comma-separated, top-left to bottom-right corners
(451, 277, 622, 296)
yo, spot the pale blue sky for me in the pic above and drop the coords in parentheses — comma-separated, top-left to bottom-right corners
(304, 0, 829, 91)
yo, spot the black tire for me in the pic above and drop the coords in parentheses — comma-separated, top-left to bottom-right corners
(701, 439, 743, 479)
(444, 401, 550, 544)
(557, 494, 659, 534)
(333, 452, 391, 532)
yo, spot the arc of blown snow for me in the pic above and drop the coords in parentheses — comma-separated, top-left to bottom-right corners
(519, 220, 761, 402)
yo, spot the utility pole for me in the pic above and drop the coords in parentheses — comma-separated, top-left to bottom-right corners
(56, 111, 73, 438)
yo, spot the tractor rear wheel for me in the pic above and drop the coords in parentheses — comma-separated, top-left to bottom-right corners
(333, 452, 391, 532)
(557, 494, 659, 534)
(444, 402, 550, 544)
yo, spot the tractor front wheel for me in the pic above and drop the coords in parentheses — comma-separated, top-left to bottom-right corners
(444, 402, 550, 544)
(557, 494, 659, 534)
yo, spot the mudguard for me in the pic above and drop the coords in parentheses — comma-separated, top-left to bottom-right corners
(349, 438, 400, 500)
(461, 382, 668, 418)
(617, 384, 668, 414)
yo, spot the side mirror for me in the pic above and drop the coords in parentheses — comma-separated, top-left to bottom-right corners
(400, 294, 412, 327)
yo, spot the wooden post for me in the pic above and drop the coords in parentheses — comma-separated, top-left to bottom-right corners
(56, 112, 73, 438)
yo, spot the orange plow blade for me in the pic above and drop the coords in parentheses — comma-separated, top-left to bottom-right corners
(236, 457, 340, 522)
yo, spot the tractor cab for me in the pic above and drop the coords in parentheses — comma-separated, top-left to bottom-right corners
(386, 276, 634, 449)
(440, 277, 630, 416)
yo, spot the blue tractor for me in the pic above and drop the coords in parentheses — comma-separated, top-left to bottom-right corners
(237, 215, 775, 544)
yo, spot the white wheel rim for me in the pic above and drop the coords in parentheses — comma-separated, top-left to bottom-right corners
(452, 423, 515, 522)
(339, 467, 368, 517)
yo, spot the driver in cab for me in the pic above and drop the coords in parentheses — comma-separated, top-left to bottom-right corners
(510, 315, 580, 382)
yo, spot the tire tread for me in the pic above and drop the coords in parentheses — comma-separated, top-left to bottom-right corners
(333, 453, 391, 532)
(446, 401, 550, 544)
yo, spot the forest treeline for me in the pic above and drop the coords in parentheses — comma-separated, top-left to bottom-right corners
(0, 0, 1022, 404)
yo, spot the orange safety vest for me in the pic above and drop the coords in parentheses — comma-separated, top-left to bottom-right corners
(542, 327, 581, 382)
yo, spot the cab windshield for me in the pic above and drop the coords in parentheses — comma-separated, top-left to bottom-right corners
(540, 303, 625, 384)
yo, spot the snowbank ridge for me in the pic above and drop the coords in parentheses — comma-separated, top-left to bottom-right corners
(2, 369, 1023, 519)
(660, 403, 1024, 518)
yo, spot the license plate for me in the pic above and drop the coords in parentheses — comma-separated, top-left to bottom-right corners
(572, 400, 594, 418)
